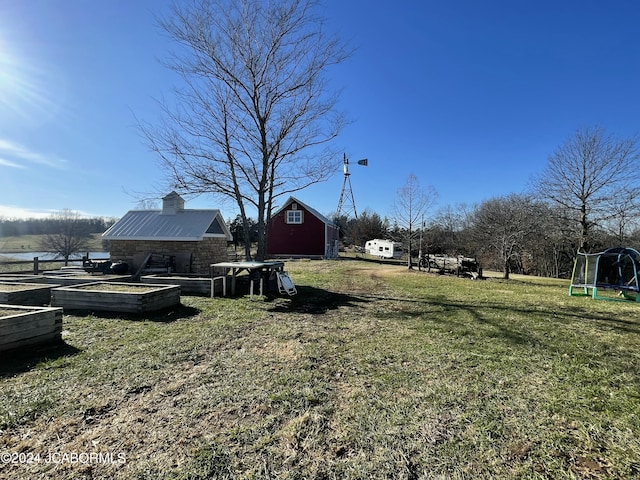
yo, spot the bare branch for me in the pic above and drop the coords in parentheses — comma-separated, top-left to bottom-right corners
(534, 126, 640, 251)
(140, 0, 350, 259)
(38, 209, 91, 265)
(393, 174, 438, 269)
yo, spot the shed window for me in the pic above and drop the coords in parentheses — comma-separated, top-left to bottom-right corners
(286, 210, 303, 224)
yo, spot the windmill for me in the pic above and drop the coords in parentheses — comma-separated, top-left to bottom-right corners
(336, 153, 368, 251)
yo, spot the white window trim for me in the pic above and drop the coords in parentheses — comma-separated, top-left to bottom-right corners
(286, 210, 303, 224)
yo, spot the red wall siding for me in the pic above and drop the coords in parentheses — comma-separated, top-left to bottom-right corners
(267, 204, 326, 257)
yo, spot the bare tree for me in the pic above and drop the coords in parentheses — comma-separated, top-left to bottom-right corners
(393, 174, 438, 269)
(135, 198, 160, 210)
(429, 204, 473, 255)
(38, 209, 91, 265)
(470, 195, 544, 279)
(535, 126, 640, 252)
(603, 185, 640, 245)
(514, 203, 579, 278)
(139, 0, 349, 260)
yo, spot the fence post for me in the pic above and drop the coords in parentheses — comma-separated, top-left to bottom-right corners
(33, 257, 39, 275)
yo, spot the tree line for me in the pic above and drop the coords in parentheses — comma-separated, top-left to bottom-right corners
(0, 211, 116, 264)
(0, 216, 115, 238)
(336, 126, 640, 279)
(337, 196, 640, 280)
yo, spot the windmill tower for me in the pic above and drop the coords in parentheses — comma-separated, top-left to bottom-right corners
(336, 153, 368, 250)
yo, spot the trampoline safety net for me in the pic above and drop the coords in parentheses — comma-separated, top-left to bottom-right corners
(569, 247, 640, 301)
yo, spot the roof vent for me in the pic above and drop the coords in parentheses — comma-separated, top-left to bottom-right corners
(162, 191, 185, 215)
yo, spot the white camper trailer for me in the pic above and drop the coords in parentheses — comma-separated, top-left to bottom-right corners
(364, 239, 404, 259)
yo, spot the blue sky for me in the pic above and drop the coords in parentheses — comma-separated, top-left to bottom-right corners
(1, 0, 639, 222)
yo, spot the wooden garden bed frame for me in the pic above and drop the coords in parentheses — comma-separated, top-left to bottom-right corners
(0, 305, 63, 353)
(0, 282, 56, 306)
(140, 274, 215, 296)
(43, 274, 131, 286)
(51, 282, 181, 313)
(0, 274, 49, 284)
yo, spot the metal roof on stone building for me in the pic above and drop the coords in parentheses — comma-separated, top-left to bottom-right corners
(102, 192, 233, 241)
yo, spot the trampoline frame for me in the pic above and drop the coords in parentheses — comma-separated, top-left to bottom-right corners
(569, 247, 640, 302)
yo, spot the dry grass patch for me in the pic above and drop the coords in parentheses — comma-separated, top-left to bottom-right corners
(74, 283, 159, 292)
(0, 259, 639, 479)
(0, 284, 41, 292)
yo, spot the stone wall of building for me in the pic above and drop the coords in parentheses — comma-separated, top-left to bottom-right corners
(109, 237, 228, 274)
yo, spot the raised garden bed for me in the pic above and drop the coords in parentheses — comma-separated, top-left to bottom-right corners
(0, 305, 63, 353)
(42, 274, 131, 286)
(0, 274, 48, 284)
(0, 282, 56, 306)
(141, 274, 217, 296)
(51, 282, 181, 313)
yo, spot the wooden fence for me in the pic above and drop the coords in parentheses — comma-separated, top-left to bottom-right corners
(0, 254, 110, 275)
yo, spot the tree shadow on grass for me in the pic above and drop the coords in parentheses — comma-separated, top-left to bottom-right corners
(266, 285, 368, 314)
(356, 292, 640, 386)
(62, 303, 201, 323)
(0, 340, 81, 378)
(357, 292, 640, 337)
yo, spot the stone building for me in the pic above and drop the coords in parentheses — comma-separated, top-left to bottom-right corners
(102, 192, 232, 274)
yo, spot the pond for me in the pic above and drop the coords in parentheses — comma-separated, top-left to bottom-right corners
(0, 251, 109, 261)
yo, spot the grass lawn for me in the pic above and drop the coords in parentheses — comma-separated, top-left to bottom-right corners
(1, 259, 639, 479)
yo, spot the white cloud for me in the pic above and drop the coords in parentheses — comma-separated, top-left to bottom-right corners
(0, 204, 112, 220)
(0, 138, 67, 169)
(0, 205, 54, 219)
(0, 157, 25, 168)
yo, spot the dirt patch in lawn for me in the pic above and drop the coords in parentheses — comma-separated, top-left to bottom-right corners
(75, 283, 159, 293)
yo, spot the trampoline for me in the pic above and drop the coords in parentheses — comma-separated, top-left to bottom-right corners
(569, 247, 640, 302)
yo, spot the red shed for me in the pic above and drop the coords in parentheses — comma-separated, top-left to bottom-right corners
(267, 197, 339, 259)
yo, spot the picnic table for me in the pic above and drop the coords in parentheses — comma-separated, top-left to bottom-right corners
(210, 261, 285, 299)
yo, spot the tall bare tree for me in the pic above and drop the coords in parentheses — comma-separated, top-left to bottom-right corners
(139, 0, 349, 261)
(38, 209, 91, 266)
(393, 174, 438, 269)
(535, 126, 640, 252)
